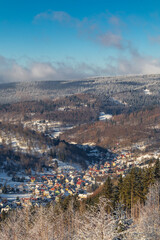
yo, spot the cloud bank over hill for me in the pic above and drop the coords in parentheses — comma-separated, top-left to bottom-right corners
(1, 8, 160, 83)
(0, 56, 91, 82)
(1, 51, 160, 83)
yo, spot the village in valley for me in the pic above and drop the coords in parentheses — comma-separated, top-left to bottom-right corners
(0, 91, 160, 215)
(0, 116, 159, 215)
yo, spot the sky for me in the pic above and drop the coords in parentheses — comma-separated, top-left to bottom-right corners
(1, 0, 160, 82)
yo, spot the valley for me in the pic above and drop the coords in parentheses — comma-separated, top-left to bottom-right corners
(0, 75, 160, 212)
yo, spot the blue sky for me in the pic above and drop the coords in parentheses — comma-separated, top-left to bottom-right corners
(1, 0, 160, 82)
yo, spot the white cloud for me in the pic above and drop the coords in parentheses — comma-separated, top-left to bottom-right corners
(105, 50, 160, 75)
(31, 62, 56, 79)
(109, 16, 121, 25)
(34, 10, 125, 49)
(149, 35, 160, 44)
(34, 10, 79, 26)
(98, 32, 123, 49)
(1, 52, 160, 84)
(0, 56, 99, 83)
(0, 57, 56, 82)
(51, 11, 72, 23)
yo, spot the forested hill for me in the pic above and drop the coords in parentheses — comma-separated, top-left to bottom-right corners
(61, 106, 160, 148)
(0, 74, 160, 111)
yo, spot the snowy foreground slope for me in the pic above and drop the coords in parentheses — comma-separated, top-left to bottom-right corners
(0, 182, 159, 240)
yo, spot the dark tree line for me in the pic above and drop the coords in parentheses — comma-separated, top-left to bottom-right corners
(84, 160, 160, 216)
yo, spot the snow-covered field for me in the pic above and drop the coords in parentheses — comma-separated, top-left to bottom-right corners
(0, 171, 27, 187)
(137, 152, 160, 162)
(51, 125, 74, 138)
(52, 158, 82, 171)
(0, 193, 31, 201)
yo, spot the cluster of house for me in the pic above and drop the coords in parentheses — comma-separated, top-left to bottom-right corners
(0, 169, 95, 214)
(29, 169, 98, 200)
(1, 142, 158, 215)
(112, 143, 160, 171)
(0, 155, 117, 213)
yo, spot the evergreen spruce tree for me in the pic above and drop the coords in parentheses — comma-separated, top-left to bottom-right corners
(121, 168, 145, 212)
(103, 176, 113, 200)
(117, 174, 123, 203)
(102, 176, 113, 212)
(154, 159, 160, 180)
(142, 166, 154, 196)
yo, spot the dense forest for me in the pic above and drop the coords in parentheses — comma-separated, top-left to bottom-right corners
(0, 93, 125, 124)
(0, 101, 160, 172)
(0, 75, 160, 109)
(0, 120, 92, 171)
(61, 106, 160, 148)
(85, 160, 160, 211)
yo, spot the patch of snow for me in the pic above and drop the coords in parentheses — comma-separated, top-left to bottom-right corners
(51, 131, 62, 138)
(0, 171, 12, 181)
(138, 145, 146, 151)
(52, 158, 82, 171)
(99, 112, 112, 121)
(144, 89, 152, 95)
(137, 154, 151, 161)
(58, 107, 65, 111)
(50, 126, 74, 138)
(70, 142, 77, 145)
(70, 163, 82, 171)
(82, 142, 95, 146)
(136, 152, 160, 162)
(152, 124, 160, 129)
(111, 98, 125, 105)
(0, 193, 31, 201)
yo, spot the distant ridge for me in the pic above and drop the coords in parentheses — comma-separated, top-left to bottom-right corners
(0, 74, 160, 104)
